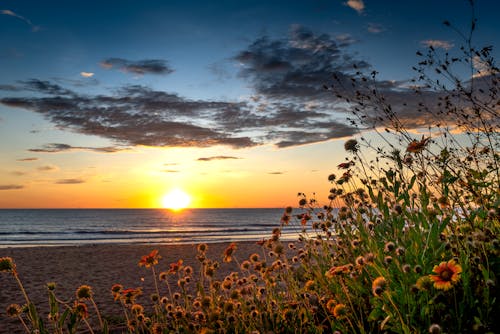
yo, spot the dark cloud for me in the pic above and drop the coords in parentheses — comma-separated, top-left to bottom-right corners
(2, 25, 472, 149)
(55, 178, 85, 184)
(0, 184, 24, 190)
(101, 58, 174, 75)
(11, 171, 26, 176)
(234, 25, 367, 100)
(197, 156, 241, 162)
(17, 157, 38, 161)
(28, 143, 128, 153)
(268, 171, 284, 175)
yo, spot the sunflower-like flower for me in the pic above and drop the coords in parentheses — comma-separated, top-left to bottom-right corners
(429, 259, 462, 291)
(138, 249, 161, 268)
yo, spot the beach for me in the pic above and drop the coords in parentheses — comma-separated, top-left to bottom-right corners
(0, 241, 264, 333)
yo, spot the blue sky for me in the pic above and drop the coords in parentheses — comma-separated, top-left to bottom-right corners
(0, 0, 498, 208)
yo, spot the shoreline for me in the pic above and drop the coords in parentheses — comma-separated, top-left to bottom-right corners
(0, 241, 267, 333)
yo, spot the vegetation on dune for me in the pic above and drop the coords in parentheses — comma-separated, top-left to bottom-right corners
(1, 4, 499, 333)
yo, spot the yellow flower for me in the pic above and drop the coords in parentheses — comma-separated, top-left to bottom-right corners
(333, 303, 347, 318)
(429, 259, 462, 291)
(223, 243, 237, 262)
(372, 276, 387, 296)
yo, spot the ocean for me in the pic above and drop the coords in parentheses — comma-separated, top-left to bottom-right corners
(0, 208, 302, 247)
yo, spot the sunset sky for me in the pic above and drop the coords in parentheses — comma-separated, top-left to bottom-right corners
(1, 0, 498, 208)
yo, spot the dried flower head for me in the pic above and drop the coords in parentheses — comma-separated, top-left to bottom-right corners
(76, 285, 93, 300)
(0, 257, 16, 273)
(6, 304, 21, 317)
(344, 139, 359, 152)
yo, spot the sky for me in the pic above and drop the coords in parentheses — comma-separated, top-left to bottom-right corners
(0, 0, 498, 208)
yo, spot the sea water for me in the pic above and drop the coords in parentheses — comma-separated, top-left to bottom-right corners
(0, 208, 304, 247)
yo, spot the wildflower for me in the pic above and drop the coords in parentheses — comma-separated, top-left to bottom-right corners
(326, 264, 352, 278)
(344, 139, 359, 152)
(372, 276, 387, 296)
(138, 249, 161, 268)
(355, 256, 365, 266)
(197, 243, 208, 253)
(111, 284, 123, 300)
(47, 282, 57, 291)
(402, 264, 411, 273)
(337, 161, 354, 169)
(304, 280, 315, 291)
(396, 246, 405, 256)
(429, 259, 462, 291)
(131, 304, 144, 314)
(184, 265, 193, 276)
(223, 243, 237, 263)
(333, 303, 347, 318)
(416, 276, 433, 291)
(406, 136, 430, 153)
(384, 256, 393, 264)
(364, 253, 375, 264)
(121, 288, 142, 305)
(384, 241, 395, 253)
(428, 324, 442, 334)
(73, 302, 89, 319)
(240, 260, 251, 270)
(414, 265, 423, 274)
(159, 271, 168, 281)
(168, 259, 184, 274)
(76, 285, 93, 300)
(6, 304, 21, 317)
(0, 257, 16, 273)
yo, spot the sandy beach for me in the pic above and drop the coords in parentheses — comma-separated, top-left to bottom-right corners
(0, 241, 265, 333)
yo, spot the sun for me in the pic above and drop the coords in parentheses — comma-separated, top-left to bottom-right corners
(161, 188, 191, 211)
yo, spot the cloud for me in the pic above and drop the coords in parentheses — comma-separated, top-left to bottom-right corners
(28, 143, 128, 153)
(420, 40, 454, 50)
(1, 9, 39, 31)
(345, 0, 365, 14)
(1, 81, 257, 148)
(80, 72, 94, 78)
(0, 184, 24, 190)
(162, 169, 180, 173)
(17, 157, 38, 161)
(1, 26, 485, 149)
(197, 156, 241, 162)
(55, 178, 85, 184)
(11, 171, 27, 176)
(367, 23, 385, 34)
(100, 58, 174, 75)
(268, 171, 284, 175)
(37, 165, 58, 172)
